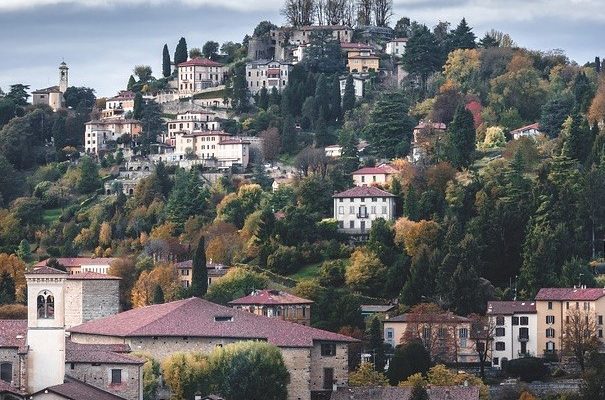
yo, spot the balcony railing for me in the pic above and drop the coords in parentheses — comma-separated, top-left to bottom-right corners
(518, 335, 529, 342)
(356, 212, 369, 219)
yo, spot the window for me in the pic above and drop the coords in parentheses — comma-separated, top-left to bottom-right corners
(321, 343, 336, 356)
(546, 315, 555, 324)
(548, 302, 553, 310)
(422, 327, 431, 340)
(520, 316, 529, 326)
(512, 316, 519, 326)
(349, 206, 355, 214)
(584, 302, 590, 311)
(495, 342, 505, 351)
(566, 302, 570, 310)
(386, 328, 394, 339)
(519, 327, 529, 340)
(437, 328, 447, 338)
(382, 206, 387, 214)
(338, 206, 344, 215)
(496, 316, 505, 326)
(111, 369, 122, 385)
(0, 363, 11, 383)
(370, 206, 376, 214)
(546, 328, 555, 338)
(459, 328, 468, 347)
(349, 221, 354, 229)
(37, 290, 54, 319)
(546, 341, 555, 352)
(599, 329, 603, 338)
(495, 327, 505, 337)
(493, 357, 499, 366)
(599, 315, 603, 325)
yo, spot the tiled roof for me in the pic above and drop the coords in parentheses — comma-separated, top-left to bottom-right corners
(340, 42, 373, 50)
(35, 258, 118, 267)
(178, 57, 223, 68)
(32, 85, 61, 94)
(511, 122, 540, 133)
(182, 131, 230, 137)
(66, 341, 131, 353)
(387, 312, 471, 324)
(331, 386, 479, 400)
(333, 186, 395, 198)
(535, 288, 605, 301)
(38, 376, 127, 400)
(67, 272, 121, 280)
(361, 305, 396, 313)
(300, 25, 351, 30)
(69, 297, 357, 347)
(107, 91, 135, 101)
(487, 301, 536, 315)
(85, 120, 140, 126)
(66, 346, 144, 365)
(352, 166, 396, 175)
(0, 320, 26, 348)
(229, 289, 313, 306)
(219, 139, 250, 145)
(26, 266, 68, 275)
(0, 379, 25, 396)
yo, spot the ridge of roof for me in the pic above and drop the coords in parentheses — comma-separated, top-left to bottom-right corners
(27, 266, 68, 275)
(333, 186, 395, 198)
(229, 289, 313, 305)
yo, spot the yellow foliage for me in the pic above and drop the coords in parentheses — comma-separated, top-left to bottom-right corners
(98, 221, 112, 247)
(131, 264, 182, 308)
(443, 49, 480, 92)
(349, 362, 389, 387)
(206, 233, 244, 265)
(345, 248, 386, 294)
(588, 79, 605, 124)
(149, 222, 177, 240)
(507, 52, 534, 73)
(161, 352, 207, 400)
(519, 391, 537, 400)
(0, 253, 26, 292)
(393, 218, 441, 257)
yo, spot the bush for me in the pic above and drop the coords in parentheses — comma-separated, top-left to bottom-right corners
(387, 340, 431, 385)
(0, 304, 27, 319)
(503, 357, 549, 382)
(267, 246, 302, 274)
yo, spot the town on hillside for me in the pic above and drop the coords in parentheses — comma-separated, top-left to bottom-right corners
(0, 0, 605, 399)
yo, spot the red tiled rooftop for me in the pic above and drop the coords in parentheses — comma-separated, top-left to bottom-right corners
(178, 57, 223, 68)
(511, 122, 540, 133)
(69, 297, 356, 347)
(340, 42, 373, 50)
(0, 379, 25, 396)
(229, 290, 313, 306)
(67, 272, 121, 280)
(26, 266, 68, 275)
(37, 376, 127, 400)
(0, 320, 26, 348)
(387, 312, 471, 324)
(34, 258, 118, 268)
(487, 301, 536, 315)
(414, 121, 447, 130)
(333, 186, 395, 198)
(66, 347, 144, 365)
(535, 287, 605, 301)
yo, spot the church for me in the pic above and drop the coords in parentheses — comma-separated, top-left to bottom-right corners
(31, 62, 69, 112)
(0, 265, 356, 400)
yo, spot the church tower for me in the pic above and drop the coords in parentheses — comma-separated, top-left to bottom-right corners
(59, 62, 68, 94)
(25, 266, 67, 393)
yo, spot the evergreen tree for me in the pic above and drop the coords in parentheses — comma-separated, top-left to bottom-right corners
(17, 239, 31, 262)
(257, 87, 269, 110)
(227, 61, 250, 112)
(330, 74, 342, 124)
(574, 72, 594, 113)
(596, 56, 601, 74)
(133, 92, 143, 120)
(342, 74, 356, 114)
(154, 160, 172, 198)
(410, 384, 429, 400)
(369, 317, 386, 371)
(314, 74, 330, 125)
(400, 245, 434, 306)
(76, 156, 102, 194)
(563, 113, 593, 163)
(281, 114, 297, 154)
(314, 110, 332, 147)
(0, 271, 15, 305)
(153, 285, 165, 304)
(447, 105, 476, 169)
(540, 92, 575, 138)
(269, 87, 281, 107)
(386, 340, 431, 385)
(338, 129, 359, 174)
(165, 169, 210, 229)
(402, 25, 441, 92)
(162, 44, 172, 77)
(449, 18, 476, 50)
(127, 75, 136, 91)
(478, 33, 499, 48)
(191, 235, 208, 297)
(403, 185, 419, 221)
(51, 115, 67, 155)
(174, 37, 188, 65)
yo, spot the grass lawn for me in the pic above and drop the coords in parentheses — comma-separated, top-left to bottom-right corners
(290, 262, 323, 281)
(42, 208, 62, 225)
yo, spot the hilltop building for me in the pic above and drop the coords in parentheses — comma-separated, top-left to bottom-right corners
(31, 62, 68, 112)
(177, 57, 226, 94)
(487, 301, 537, 368)
(174, 260, 230, 288)
(271, 25, 353, 61)
(102, 91, 136, 119)
(84, 119, 142, 155)
(245, 60, 293, 95)
(229, 289, 313, 326)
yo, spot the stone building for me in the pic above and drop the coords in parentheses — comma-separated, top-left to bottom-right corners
(229, 289, 313, 326)
(31, 62, 68, 112)
(63, 272, 121, 329)
(34, 258, 118, 275)
(69, 297, 357, 400)
(173, 260, 230, 288)
(271, 25, 353, 61)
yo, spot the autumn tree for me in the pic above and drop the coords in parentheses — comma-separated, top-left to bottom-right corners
(260, 127, 281, 161)
(131, 264, 181, 308)
(588, 79, 605, 125)
(345, 248, 387, 296)
(161, 352, 208, 400)
(349, 362, 388, 386)
(393, 218, 441, 257)
(205, 267, 268, 305)
(563, 307, 600, 371)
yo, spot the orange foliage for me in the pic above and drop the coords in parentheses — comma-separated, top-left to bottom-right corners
(588, 79, 605, 124)
(426, 162, 457, 193)
(393, 218, 441, 257)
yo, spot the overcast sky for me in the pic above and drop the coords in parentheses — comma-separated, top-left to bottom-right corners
(0, 0, 603, 98)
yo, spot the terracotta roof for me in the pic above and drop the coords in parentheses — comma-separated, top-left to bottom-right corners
(69, 297, 356, 347)
(340, 42, 373, 50)
(0, 320, 26, 348)
(348, 55, 379, 59)
(0, 379, 25, 396)
(37, 376, 127, 400)
(511, 122, 540, 133)
(487, 301, 536, 315)
(299, 25, 351, 31)
(386, 312, 471, 324)
(34, 258, 118, 268)
(67, 272, 121, 280)
(333, 186, 395, 198)
(85, 120, 140, 126)
(182, 131, 230, 137)
(535, 288, 605, 301)
(331, 386, 479, 400)
(33, 85, 61, 94)
(178, 57, 223, 68)
(352, 166, 396, 175)
(26, 266, 68, 275)
(229, 290, 313, 306)
(66, 344, 144, 365)
(66, 341, 131, 354)
(107, 91, 135, 101)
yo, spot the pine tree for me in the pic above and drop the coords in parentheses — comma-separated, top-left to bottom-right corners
(342, 74, 356, 114)
(133, 92, 143, 120)
(447, 105, 476, 169)
(51, 115, 67, 155)
(162, 44, 172, 77)
(153, 285, 165, 304)
(154, 161, 172, 198)
(404, 185, 419, 221)
(400, 245, 434, 306)
(563, 112, 592, 162)
(257, 87, 269, 110)
(191, 235, 208, 297)
(449, 18, 476, 50)
(281, 114, 297, 154)
(174, 37, 188, 66)
(269, 87, 281, 107)
(330, 74, 342, 124)
(369, 317, 385, 371)
(17, 239, 31, 262)
(314, 74, 330, 124)
(127, 75, 136, 91)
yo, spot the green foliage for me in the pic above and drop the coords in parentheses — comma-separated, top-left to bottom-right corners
(165, 169, 210, 229)
(227, 61, 250, 113)
(76, 156, 101, 194)
(402, 25, 441, 90)
(540, 92, 575, 138)
(303, 30, 343, 74)
(202, 41, 220, 61)
(369, 317, 386, 371)
(342, 75, 356, 114)
(0, 271, 15, 305)
(446, 105, 476, 168)
(503, 357, 549, 382)
(191, 235, 208, 298)
(449, 18, 476, 50)
(174, 37, 188, 66)
(152, 285, 165, 304)
(162, 44, 171, 77)
(205, 267, 268, 305)
(387, 340, 431, 385)
(267, 246, 302, 274)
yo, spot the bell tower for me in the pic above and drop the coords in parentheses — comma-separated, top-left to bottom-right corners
(25, 266, 67, 393)
(59, 62, 68, 94)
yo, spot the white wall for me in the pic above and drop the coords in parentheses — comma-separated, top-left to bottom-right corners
(334, 196, 395, 234)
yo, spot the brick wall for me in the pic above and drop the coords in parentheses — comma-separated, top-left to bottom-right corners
(66, 362, 142, 400)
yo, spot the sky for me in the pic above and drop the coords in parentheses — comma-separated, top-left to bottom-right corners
(0, 0, 604, 98)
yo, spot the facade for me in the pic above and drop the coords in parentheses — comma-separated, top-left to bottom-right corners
(409, 121, 447, 164)
(63, 273, 121, 330)
(163, 111, 221, 146)
(385, 38, 408, 57)
(102, 91, 135, 119)
(177, 58, 225, 94)
(229, 289, 313, 326)
(174, 131, 250, 168)
(325, 145, 342, 158)
(360, 305, 396, 319)
(351, 165, 397, 187)
(31, 62, 68, 112)
(383, 312, 479, 364)
(173, 260, 230, 288)
(347, 54, 379, 73)
(84, 119, 142, 155)
(245, 60, 293, 95)
(271, 25, 353, 61)
(34, 258, 118, 275)
(69, 297, 357, 400)
(535, 287, 605, 359)
(339, 75, 367, 99)
(511, 123, 543, 140)
(486, 301, 537, 368)
(333, 186, 396, 238)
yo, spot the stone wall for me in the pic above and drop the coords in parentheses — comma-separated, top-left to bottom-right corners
(309, 343, 349, 393)
(64, 281, 83, 329)
(81, 280, 120, 322)
(281, 348, 312, 400)
(0, 348, 22, 388)
(66, 362, 142, 400)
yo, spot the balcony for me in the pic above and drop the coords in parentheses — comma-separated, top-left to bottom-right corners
(518, 335, 529, 342)
(356, 212, 369, 219)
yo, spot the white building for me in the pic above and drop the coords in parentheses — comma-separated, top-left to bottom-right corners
(333, 186, 396, 238)
(102, 90, 135, 119)
(352, 165, 397, 187)
(271, 25, 353, 61)
(246, 60, 293, 95)
(487, 301, 537, 369)
(339, 74, 367, 99)
(31, 62, 68, 112)
(510, 123, 543, 140)
(174, 131, 250, 168)
(163, 111, 221, 146)
(84, 119, 142, 155)
(325, 145, 342, 158)
(385, 38, 408, 57)
(177, 57, 226, 94)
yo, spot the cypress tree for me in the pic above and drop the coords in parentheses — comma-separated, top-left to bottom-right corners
(447, 105, 476, 169)
(127, 75, 136, 90)
(191, 235, 208, 297)
(0, 271, 15, 305)
(269, 87, 281, 107)
(314, 74, 330, 122)
(52, 115, 67, 154)
(174, 37, 188, 66)
(596, 56, 601, 74)
(133, 92, 143, 120)
(330, 74, 342, 124)
(162, 44, 172, 77)
(153, 285, 165, 304)
(403, 185, 419, 221)
(369, 317, 385, 371)
(281, 114, 297, 154)
(257, 87, 269, 110)
(342, 74, 356, 114)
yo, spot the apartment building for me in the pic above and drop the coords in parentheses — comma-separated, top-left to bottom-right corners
(177, 57, 226, 94)
(333, 186, 396, 239)
(84, 119, 142, 154)
(246, 60, 293, 95)
(174, 131, 250, 168)
(163, 111, 221, 146)
(352, 165, 397, 187)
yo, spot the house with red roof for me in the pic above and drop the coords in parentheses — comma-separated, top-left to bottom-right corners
(245, 59, 293, 95)
(229, 289, 314, 325)
(173, 130, 251, 169)
(34, 257, 118, 275)
(174, 260, 230, 289)
(177, 57, 226, 94)
(333, 186, 396, 240)
(352, 164, 397, 187)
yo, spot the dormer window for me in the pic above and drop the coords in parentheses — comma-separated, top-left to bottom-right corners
(214, 316, 233, 322)
(37, 290, 54, 319)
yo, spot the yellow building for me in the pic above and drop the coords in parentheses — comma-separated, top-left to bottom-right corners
(347, 53, 379, 73)
(174, 260, 230, 288)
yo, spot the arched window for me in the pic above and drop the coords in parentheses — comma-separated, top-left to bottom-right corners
(0, 363, 11, 383)
(37, 290, 54, 319)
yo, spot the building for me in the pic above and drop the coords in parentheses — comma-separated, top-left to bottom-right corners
(486, 301, 537, 368)
(325, 145, 342, 158)
(69, 297, 358, 400)
(34, 258, 118, 275)
(271, 25, 353, 61)
(340, 42, 374, 58)
(245, 60, 293, 95)
(510, 123, 543, 140)
(333, 186, 396, 239)
(351, 165, 397, 187)
(104, 161, 155, 196)
(339, 74, 368, 99)
(360, 304, 397, 319)
(63, 272, 121, 330)
(84, 119, 142, 155)
(535, 287, 605, 359)
(174, 131, 250, 168)
(385, 38, 408, 57)
(347, 53, 380, 73)
(229, 289, 313, 326)
(272, 177, 294, 192)
(383, 312, 479, 364)
(163, 111, 222, 146)
(409, 121, 447, 164)
(102, 91, 135, 119)
(174, 260, 230, 288)
(31, 62, 68, 112)
(177, 58, 225, 94)
(331, 386, 480, 400)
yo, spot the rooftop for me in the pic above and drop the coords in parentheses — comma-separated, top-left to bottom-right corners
(69, 297, 356, 347)
(333, 186, 395, 198)
(340, 42, 374, 50)
(85, 119, 140, 126)
(386, 312, 471, 324)
(32, 85, 61, 94)
(511, 122, 541, 133)
(487, 301, 536, 315)
(26, 266, 68, 275)
(415, 121, 447, 131)
(361, 304, 397, 313)
(178, 57, 223, 68)
(535, 287, 605, 301)
(35, 257, 118, 268)
(36, 376, 128, 400)
(352, 166, 397, 175)
(0, 320, 26, 348)
(229, 289, 313, 306)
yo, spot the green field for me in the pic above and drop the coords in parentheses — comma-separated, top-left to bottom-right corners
(42, 208, 62, 225)
(290, 262, 323, 281)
